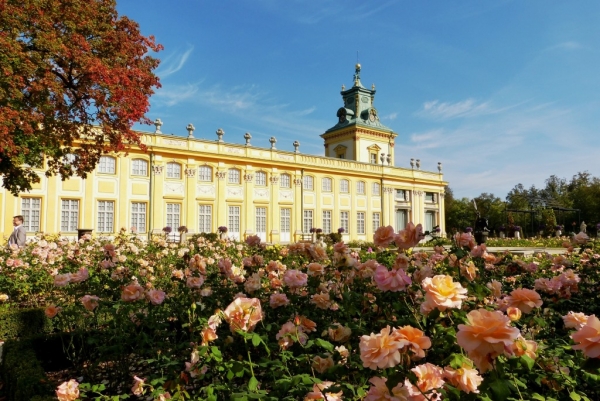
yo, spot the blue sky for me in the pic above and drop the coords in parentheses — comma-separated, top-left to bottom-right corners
(117, 0, 600, 199)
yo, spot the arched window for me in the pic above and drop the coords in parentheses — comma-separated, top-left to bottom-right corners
(98, 156, 116, 174)
(166, 162, 181, 179)
(303, 175, 314, 191)
(340, 179, 349, 193)
(131, 159, 148, 176)
(228, 168, 240, 184)
(255, 171, 267, 186)
(322, 177, 332, 192)
(280, 173, 291, 188)
(198, 165, 212, 182)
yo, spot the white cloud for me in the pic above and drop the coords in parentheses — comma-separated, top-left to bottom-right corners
(382, 112, 398, 120)
(156, 46, 194, 78)
(547, 41, 584, 51)
(417, 98, 491, 119)
(154, 82, 200, 107)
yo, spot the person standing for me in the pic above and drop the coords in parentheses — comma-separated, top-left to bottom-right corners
(8, 215, 26, 247)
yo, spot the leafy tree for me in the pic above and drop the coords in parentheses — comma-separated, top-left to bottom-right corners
(568, 172, 600, 228)
(0, 0, 162, 194)
(444, 187, 475, 235)
(473, 192, 505, 233)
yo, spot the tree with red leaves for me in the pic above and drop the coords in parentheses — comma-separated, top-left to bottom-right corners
(0, 0, 161, 194)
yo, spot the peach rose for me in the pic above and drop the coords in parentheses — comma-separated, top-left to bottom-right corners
(374, 265, 411, 292)
(187, 275, 205, 289)
(299, 316, 317, 332)
(45, 305, 61, 318)
(454, 232, 476, 249)
(312, 354, 334, 373)
(244, 273, 262, 293)
(306, 262, 325, 276)
(505, 288, 543, 314)
(411, 363, 445, 393)
(311, 292, 332, 309)
(304, 381, 343, 401)
(54, 273, 71, 287)
(487, 280, 503, 298)
(201, 327, 218, 345)
(394, 222, 424, 250)
(373, 225, 396, 248)
(572, 315, 600, 358)
(121, 283, 145, 302)
(365, 376, 410, 401)
(328, 323, 352, 343)
(132, 376, 145, 396)
(70, 267, 89, 283)
(223, 297, 263, 333)
(81, 295, 100, 311)
(443, 365, 483, 394)
(394, 253, 410, 270)
(276, 321, 308, 349)
(333, 241, 348, 253)
(509, 336, 538, 359)
(420, 275, 468, 313)
(56, 379, 79, 401)
(283, 269, 308, 288)
(360, 326, 407, 370)
(457, 309, 520, 372)
(393, 325, 431, 359)
(563, 311, 589, 329)
(146, 289, 166, 305)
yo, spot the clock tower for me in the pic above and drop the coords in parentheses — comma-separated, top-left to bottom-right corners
(321, 64, 397, 165)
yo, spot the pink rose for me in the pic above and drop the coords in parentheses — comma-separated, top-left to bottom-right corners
(395, 222, 424, 249)
(374, 265, 411, 292)
(245, 235, 261, 247)
(147, 289, 166, 305)
(359, 326, 407, 370)
(70, 267, 89, 283)
(373, 225, 396, 248)
(56, 379, 79, 401)
(223, 297, 263, 333)
(54, 273, 71, 287)
(504, 288, 543, 314)
(80, 295, 100, 311)
(45, 305, 61, 318)
(283, 269, 308, 288)
(269, 293, 290, 308)
(186, 276, 205, 288)
(132, 376, 145, 396)
(121, 283, 145, 302)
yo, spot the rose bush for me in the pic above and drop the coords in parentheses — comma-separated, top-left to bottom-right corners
(0, 227, 599, 400)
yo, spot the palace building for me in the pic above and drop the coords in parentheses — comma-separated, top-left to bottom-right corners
(2, 65, 447, 243)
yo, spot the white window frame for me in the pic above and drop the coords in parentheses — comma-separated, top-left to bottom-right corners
(280, 208, 291, 233)
(357, 181, 365, 195)
(98, 156, 116, 174)
(22, 198, 41, 232)
(340, 211, 349, 234)
(322, 210, 332, 233)
(228, 206, 241, 237)
(340, 179, 349, 193)
(322, 177, 332, 192)
(198, 165, 212, 182)
(373, 212, 381, 232)
(303, 176, 314, 191)
(131, 202, 147, 233)
(97, 200, 115, 233)
(131, 159, 148, 176)
(255, 171, 267, 186)
(166, 162, 181, 179)
(228, 168, 241, 184)
(372, 182, 381, 196)
(198, 204, 212, 233)
(303, 210, 313, 233)
(61, 199, 79, 232)
(280, 174, 291, 188)
(256, 207, 267, 239)
(357, 212, 365, 235)
(425, 192, 436, 203)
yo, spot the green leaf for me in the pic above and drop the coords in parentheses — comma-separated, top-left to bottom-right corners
(531, 394, 545, 401)
(249, 376, 259, 391)
(489, 378, 511, 401)
(520, 355, 535, 371)
(315, 338, 334, 352)
(252, 333, 261, 347)
(570, 392, 581, 401)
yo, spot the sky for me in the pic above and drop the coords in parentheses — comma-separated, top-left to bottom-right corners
(116, 0, 600, 199)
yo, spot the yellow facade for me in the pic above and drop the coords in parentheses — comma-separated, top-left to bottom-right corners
(1, 66, 447, 243)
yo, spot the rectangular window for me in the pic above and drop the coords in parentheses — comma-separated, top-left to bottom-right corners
(280, 208, 291, 233)
(395, 189, 406, 201)
(425, 211, 436, 232)
(280, 174, 291, 188)
(372, 182, 381, 196)
(395, 209, 408, 232)
(255, 172, 267, 186)
(303, 210, 313, 233)
(97, 200, 115, 233)
(340, 211, 349, 234)
(98, 156, 116, 174)
(228, 169, 240, 184)
(357, 181, 365, 195)
(322, 210, 331, 234)
(21, 198, 41, 232)
(370, 153, 377, 164)
(340, 180, 349, 193)
(131, 202, 147, 233)
(198, 166, 212, 181)
(61, 199, 79, 232)
(166, 163, 181, 179)
(373, 212, 381, 232)
(198, 204, 212, 233)
(322, 178, 332, 192)
(303, 176, 314, 191)
(131, 159, 148, 176)
(228, 206, 240, 233)
(166, 203, 181, 230)
(425, 192, 436, 203)
(256, 207, 267, 232)
(357, 212, 365, 234)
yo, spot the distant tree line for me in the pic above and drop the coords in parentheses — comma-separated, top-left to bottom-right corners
(445, 172, 600, 237)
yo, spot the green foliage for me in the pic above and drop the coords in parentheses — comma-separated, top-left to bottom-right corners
(1, 338, 52, 401)
(0, 307, 53, 340)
